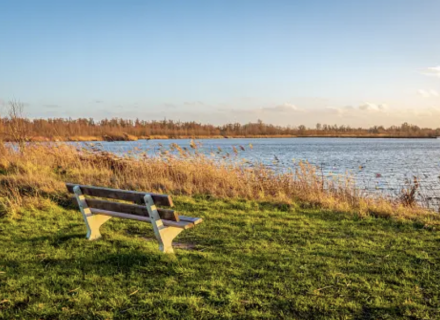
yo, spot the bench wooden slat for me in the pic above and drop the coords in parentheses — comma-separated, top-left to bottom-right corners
(89, 208, 194, 229)
(66, 183, 173, 207)
(85, 199, 179, 221)
(178, 215, 203, 226)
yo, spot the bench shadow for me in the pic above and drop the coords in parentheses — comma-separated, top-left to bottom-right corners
(355, 305, 406, 320)
(141, 237, 197, 250)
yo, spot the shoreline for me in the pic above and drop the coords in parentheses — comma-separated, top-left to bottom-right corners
(8, 134, 440, 142)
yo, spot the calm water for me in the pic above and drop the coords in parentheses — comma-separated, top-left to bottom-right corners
(82, 138, 440, 207)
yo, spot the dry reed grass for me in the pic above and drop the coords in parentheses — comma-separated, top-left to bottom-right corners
(0, 141, 437, 225)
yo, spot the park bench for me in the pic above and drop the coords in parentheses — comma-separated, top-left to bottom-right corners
(66, 183, 203, 253)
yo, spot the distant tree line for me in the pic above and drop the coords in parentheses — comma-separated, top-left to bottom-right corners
(0, 102, 439, 141)
(0, 117, 438, 141)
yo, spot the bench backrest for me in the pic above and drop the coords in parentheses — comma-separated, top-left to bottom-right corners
(66, 183, 180, 222)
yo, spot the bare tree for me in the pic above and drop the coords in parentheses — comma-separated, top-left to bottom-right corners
(6, 100, 27, 150)
(0, 105, 4, 155)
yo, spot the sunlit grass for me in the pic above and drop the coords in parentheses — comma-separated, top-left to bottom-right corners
(0, 142, 439, 318)
(1, 197, 439, 319)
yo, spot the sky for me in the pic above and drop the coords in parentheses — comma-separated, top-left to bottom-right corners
(1, 0, 440, 128)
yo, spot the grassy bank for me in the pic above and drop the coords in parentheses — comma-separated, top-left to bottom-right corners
(0, 143, 439, 318)
(1, 196, 440, 319)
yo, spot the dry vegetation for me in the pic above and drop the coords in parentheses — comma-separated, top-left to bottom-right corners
(0, 140, 438, 226)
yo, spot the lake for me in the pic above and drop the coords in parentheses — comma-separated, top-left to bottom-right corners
(82, 137, 440, 208)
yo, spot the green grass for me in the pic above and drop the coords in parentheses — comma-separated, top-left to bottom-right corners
(1, 197, 439, 319)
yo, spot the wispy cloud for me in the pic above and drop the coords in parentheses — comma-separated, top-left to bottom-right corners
(162, 103, 177, 109)
(418, 89, 439, 98)
(328, 103, 388, 116)
(358, 103, 388, 111)
(262, 103, 304, 113)
(184, 101, 205, 106)
(43, 104, 61, 109)
(422, 66, 440, 78)
(218, 103, 304, 116)
(327, 105, 354, 115)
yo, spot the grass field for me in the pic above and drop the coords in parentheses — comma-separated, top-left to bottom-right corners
(1, 196, 439, 319)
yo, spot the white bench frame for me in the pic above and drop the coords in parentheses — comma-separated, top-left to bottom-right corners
(71, 185, 201, 253)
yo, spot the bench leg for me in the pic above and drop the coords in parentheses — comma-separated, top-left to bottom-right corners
(73, 185, 111, 240)
(155, 226, 183, 253)
(145, 194, 183, 253)
(84, 214, 112, 240)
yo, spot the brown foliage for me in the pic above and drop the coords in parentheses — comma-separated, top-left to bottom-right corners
(0, 143, 437, 224)
(0, 116, 439, 141)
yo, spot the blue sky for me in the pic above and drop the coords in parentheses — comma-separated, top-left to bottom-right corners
(1, 0, 440, 127)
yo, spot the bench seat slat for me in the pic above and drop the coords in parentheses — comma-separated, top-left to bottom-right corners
(89, 208, 195, 229)
(66, 183, 173, 207)
(178, 215, 203, 226)
(85, 198, 179, 221)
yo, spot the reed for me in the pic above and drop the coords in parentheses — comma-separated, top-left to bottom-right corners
(0, 141, 437, 224)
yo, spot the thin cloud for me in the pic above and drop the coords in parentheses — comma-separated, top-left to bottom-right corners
(262, 103, 304, 113)
(184, 101, 205, 106)
(418, 89, 439, 98)
(328, 103, 388, 116)
(220, 103, 305, 115)
(422, 66, 440, 78)
(327, 105, 354, 115)
(358, 103, 388, 111)
(43, 104, 61, 109)
(162, 103, 177, 109)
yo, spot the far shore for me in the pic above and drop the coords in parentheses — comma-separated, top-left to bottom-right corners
(9, 134, 440, 142)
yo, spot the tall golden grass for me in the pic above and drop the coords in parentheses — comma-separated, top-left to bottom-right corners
(0, 141, 437, 225)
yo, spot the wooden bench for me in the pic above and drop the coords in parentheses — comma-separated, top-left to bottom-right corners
(66, 183, 203, 253)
